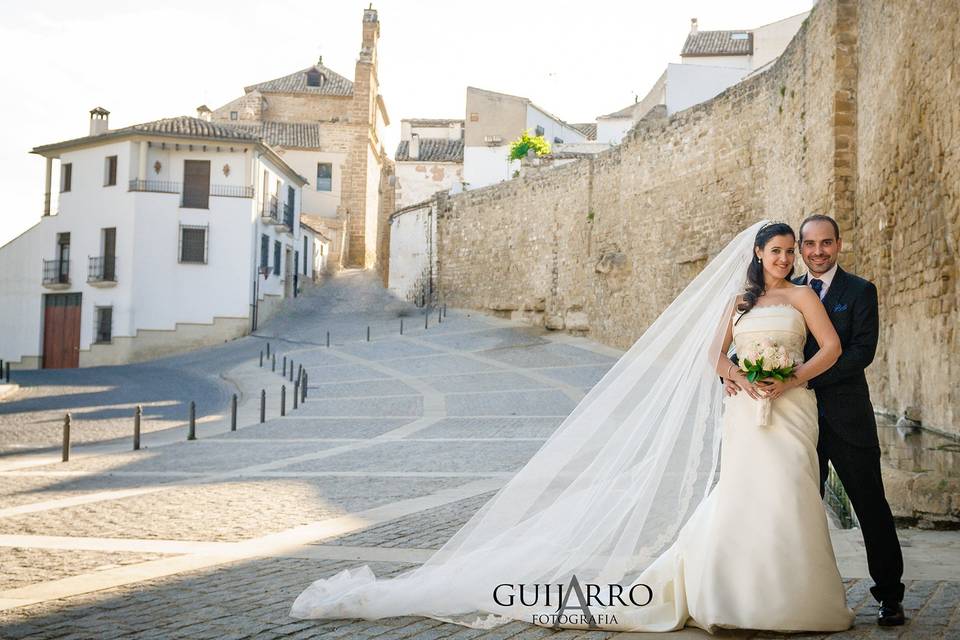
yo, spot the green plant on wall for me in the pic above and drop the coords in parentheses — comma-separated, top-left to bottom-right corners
(508, 129, 551, 162)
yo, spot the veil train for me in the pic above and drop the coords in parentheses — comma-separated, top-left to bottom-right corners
(290, 219, 767, 629)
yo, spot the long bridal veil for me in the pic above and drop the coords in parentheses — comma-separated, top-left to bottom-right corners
(290, 219, 768, 629)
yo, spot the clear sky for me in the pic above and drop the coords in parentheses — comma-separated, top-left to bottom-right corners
(0, 0, 813, 247)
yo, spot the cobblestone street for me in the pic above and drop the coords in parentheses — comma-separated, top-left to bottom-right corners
(1, 270, 958, 639)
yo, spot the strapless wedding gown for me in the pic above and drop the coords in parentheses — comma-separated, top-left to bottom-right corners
(477, 305, 856, 633)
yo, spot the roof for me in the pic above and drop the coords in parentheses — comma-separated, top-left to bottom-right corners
(32, 116, 261, 155)
(300, 214, 333, 241)
(681, 30, 754, 56)
(598, 102, 640, 120)
(570, 123, 597, 140)
(225, 121, 322, 148)
(244, 63, 354, 97)
(30, 115, 307, 186)
(395, 138, 464, 163)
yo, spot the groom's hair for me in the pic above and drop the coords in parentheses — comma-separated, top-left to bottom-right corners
(799, 214, 841, 242)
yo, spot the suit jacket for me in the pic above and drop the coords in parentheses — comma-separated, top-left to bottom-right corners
(793, 267, 881, 448)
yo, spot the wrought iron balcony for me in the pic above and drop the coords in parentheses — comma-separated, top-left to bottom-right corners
(130, 180, 253, 198)
(261, 195, 280, 224)
(42, 259, 70, 289)
(129, 179, 180, 193)
(88, 256, 117, 286)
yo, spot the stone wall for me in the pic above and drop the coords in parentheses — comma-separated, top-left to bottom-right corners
(436, 0, 959, 435)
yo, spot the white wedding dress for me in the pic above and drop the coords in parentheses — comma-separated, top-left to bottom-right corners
(290, 221, 856, 634)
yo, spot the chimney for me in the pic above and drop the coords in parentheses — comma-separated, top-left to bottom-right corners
(196, 105, 212, 122)
(690, 18, 698, 34)
(89, 106, 110, 136)
(409, 133, 420, 160)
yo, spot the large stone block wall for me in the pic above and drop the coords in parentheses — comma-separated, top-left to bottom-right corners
(436, 0, 960, 434)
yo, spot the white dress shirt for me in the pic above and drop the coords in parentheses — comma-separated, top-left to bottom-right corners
(806, 262, 838, 300)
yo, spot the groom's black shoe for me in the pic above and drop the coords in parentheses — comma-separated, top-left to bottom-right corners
(878, 601, 905, 626)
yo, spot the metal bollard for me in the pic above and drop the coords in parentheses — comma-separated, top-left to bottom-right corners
(260, 389, 266, 423)
(301, 371, 308, 402)
(230, 394, 238, 431)
(134, 404, 142, 450)
(266, 342, 271, 358)
(5, 362, 9, 383)
(293, 380, 299, 409)
(259, 350, 263, 367)
(289, 361, 294, 382)
(62, 413, 71, 462)
(283, 356, 287, 377)
(425, 309, 429, 329)
(444, 303, 447, 317)
(187, 401, 196, 440)
(438, 308, 442, 323)
(298, 364, 302, 382)
(0, 358, 3, 380)
(366, 325, 370, 341)
(400, 318, 403, 335)
(280, 385, 286, 417)
(326, 330, 330, 348)
(271, 354, 276, 372)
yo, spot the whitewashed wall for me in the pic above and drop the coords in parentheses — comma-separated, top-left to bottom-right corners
(665, 62, 750, 115)
(278, 148, 345, 218)
(388, 202, 435, 303)
(395, 161, 462, 208)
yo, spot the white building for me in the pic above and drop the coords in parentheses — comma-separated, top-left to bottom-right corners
(463, 87, 589, 190)
(394, 119, 464, 209)
(598, 10, 811, 144)
(0, 108, 308, 369)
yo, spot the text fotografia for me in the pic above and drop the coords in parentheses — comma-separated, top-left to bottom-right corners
(493, 574, 653, 629)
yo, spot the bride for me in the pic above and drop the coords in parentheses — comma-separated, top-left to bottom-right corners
(290, 220, 857, 633)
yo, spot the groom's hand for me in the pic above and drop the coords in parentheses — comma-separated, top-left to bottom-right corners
(723, 378, 741, 397)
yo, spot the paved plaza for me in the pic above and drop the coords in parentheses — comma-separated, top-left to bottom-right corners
(0, 270, 958, 639)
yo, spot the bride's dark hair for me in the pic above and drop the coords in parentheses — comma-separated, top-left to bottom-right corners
(737, 221, 796, 317)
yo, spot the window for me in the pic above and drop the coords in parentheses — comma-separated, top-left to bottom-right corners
(61, 163, 72, 192)
(306, 69, 323, 87)
(230, 111, 238, 120)
(260, 234, 270, 270)
(182, 160, 210, 209)
(316, 163, 332, 191)
(104, 155, 117, 186)
(179, 224, 208, 264)
(535, 125, 545, 137)
(102, 227, 116, 281)
(553, 136, 563, 144)
(303, 236, 308, 273)
(273, 240, 281, 277)
(95, 307, 113, 344)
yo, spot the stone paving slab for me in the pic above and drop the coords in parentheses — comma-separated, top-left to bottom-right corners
(382, 355, 506, 377)
(210, 417, 416, 439)
(0, 474, 187, 510)
(416, 327, 551, 352)
(533, 365, 617, 389)
(294, 395, 424, 418)
(410, 417, 564, 440)
(23, 441, 343, 475)
(301, 379, 421, 398)
(425, 372, 558, 394)
(479, 344, 618, 370)
(0, 547, 172, 591)
(275, 440, 546, 473)
(445, 389, 578, 417)
(0, 475, 479, 542)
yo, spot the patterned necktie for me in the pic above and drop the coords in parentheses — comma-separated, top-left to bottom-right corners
(810, 278, 824, 300)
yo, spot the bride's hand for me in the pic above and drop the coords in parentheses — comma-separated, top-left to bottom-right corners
(757, 377, 796, 400)
(732, 372, 766, 400)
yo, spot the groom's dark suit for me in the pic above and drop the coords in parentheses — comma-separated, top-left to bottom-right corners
(794, 267, 905, 605)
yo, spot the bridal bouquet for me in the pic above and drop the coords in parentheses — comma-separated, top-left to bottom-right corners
(739, 338, 798, 426)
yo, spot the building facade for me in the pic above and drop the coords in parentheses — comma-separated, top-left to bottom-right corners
(0, 110, 306, 369)
(208, 6, 391, 271)
(394, 118, 464, 209)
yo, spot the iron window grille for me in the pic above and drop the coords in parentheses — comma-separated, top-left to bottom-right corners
(179, 224, 209, 264)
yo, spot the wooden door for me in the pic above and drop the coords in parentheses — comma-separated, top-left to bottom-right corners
(182, 160, 210, 209)
(43, 293, 82, 368)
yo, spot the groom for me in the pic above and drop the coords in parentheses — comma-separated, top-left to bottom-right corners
(726, 214, 906, 626)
